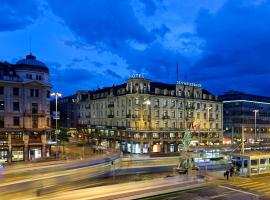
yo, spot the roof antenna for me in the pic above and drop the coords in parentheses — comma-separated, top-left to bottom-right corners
(176, 62, 179, 82)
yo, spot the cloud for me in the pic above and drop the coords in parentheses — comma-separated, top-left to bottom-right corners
(191, 0, 270, 95)
(47, 0, 154, 49)
(0, 0, 41, 31)
(46, 0, 189, 84)
(151, 24, 170, 37)
(104, 69, 122, 79)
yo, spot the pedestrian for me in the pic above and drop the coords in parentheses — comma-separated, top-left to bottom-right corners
(229, 167, 233, 177)
(226, 170, 229, 180)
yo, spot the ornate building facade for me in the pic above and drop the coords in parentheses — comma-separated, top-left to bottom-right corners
(0, 54, 51, 162)
(77, 76, 223, 154)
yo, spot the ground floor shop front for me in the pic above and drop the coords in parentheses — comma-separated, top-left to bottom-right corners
(85, 127, 223, 154)
(0, 130, 52, 162)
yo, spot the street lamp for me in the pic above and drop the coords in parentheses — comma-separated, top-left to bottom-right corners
(206, 106, 212, 145)
(253, 109, 259, 141)
(51, 92, 62, 158)
(143, 100, 151, 130)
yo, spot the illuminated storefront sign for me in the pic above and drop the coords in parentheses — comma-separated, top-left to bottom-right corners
(176, 81, 202, 88)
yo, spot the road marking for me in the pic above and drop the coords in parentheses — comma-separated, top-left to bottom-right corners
(237, 181, 260, 186)
(219, 185, 260, 197)
(242, 183, 266, 189)
(257, 187, 270, 192)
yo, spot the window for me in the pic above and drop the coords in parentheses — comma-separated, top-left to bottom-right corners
(47, 91, 50, 98)
(32, 116, 38, 128)
(32, 103, 38, 114)
(153, 133, 159, 139)
(13, 102, 20, 111)
(13, 117, 20, 126)
(35, 89, 39, 97)
(47, 118, 50, 127)
(36, 75, 42, 80)
(26, 74, 32, 79)
(179, 112, 183, 118)
(155, 99, 159, 106)
(0, 101, 4, 110)
(155, 110, 159, 117)
(197, 103, 200, 109)
(30, 89, 39, 97)
(135, 98, 139, 105)
(0, 116, 4, 128)
(13, 87, 19, 96)
(0, 86, 3, 95)
(30, 89, 34, 97)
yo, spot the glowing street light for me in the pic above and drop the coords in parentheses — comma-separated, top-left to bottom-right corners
(207, 106, 212, 145)
(51, 92, 62, 158)
(253, 109, 259, 141)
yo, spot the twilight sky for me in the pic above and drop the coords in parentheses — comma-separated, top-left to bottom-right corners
(0, 0, 269, 96)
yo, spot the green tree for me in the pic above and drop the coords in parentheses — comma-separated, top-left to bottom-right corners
(58, 128, 69, 157)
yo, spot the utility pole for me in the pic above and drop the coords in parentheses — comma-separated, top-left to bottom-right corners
(241, 125, 245, 155)
(51, 92, 62, 159)
(207, 107, 212, 145)
(253, 109, 259, 141)
(231, 126, 234, 145)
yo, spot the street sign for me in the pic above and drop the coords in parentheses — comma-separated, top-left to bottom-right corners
(52, 111, 60, 119)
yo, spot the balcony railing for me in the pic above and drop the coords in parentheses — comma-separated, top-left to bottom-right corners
(186, 106, 195, 110)
(29, 138, 42, 143)
(108, 104, 114, 108)
(24, 110, 46, 116)
(162, 115, 170, 120)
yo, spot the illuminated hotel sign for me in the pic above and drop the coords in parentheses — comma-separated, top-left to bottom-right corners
(129, 74, 144, 78)
(176, 81, 202, 88)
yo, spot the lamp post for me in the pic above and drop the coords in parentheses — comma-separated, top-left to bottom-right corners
(51, 92, 62, 158)
(206, 106, 212, 145)
(253, 109, 259, 141)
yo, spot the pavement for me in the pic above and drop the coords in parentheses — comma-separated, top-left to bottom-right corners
(35, 175, 206, 200)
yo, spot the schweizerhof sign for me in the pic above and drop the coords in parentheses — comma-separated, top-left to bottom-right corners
(176, 81, 202, 88)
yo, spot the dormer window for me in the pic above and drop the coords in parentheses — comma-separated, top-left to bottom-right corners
(26, 74, 32, 79)
(36, 75, 42, 80)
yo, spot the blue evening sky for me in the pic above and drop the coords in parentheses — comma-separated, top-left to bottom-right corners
(0, 0, 269, 96)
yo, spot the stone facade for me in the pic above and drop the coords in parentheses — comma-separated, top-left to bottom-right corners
(77, 76, 223, 154)
(0, 54, 51, 162)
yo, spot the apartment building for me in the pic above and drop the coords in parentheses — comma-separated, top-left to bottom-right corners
(0, 54, 52, 162)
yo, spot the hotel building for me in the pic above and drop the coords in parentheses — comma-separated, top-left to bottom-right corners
(0, 54, 52, 162)
(77, 75, 223, 154)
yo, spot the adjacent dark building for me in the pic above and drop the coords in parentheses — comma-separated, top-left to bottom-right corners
(51, 94, 78, 129)
(219, 91, 270, 143)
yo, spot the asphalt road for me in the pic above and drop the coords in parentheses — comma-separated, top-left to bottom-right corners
(138, 184, 270, 200)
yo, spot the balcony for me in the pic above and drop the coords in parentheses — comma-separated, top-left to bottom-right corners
(108, 115, 114, 118)
(209, 118, 215, 121)
(186, 106, 195, 110)
(108, 103, 114, 108)
(132, 114, 141, 118)
(162, 115, 170, 120)
(24, 110, 46, 116)
(143, 115, 151, 121)
(29, 137, 42, 143)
